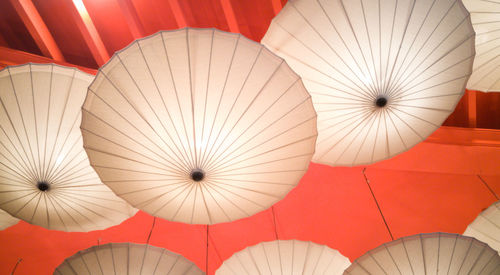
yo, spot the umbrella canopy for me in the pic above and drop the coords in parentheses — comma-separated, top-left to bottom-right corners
(54, 242, 204, 275)
(216, 239, 350, 274)
(0, 209, 18, 230)
(262, 0, 475, 166)
(345, 232, 500, 274)
(0, 64, 136, 232)
(462, 0, 500, 92)
(81, 28, 317, 224)
(464, 200, 500, 253)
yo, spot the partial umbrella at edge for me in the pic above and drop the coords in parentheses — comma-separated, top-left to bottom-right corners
(462, 0, 500, 92)
(54, 242, 204, 275)
(262, 0, 475, 166)
(0, 208, 18, 230)
(344, 232, 500, 274)
(216, 240, 350, 274)
(464, 200, 500, 254)
(81, 28, 317, 224)
(0, 64, 137, 232)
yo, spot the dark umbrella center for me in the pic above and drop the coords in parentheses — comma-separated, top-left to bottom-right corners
(190, 169, 205, 182)
(375, 97, 388, 108)
(36, 181, 50, 192)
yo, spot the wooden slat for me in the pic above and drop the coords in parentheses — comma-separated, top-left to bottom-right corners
(468, 90, 477, 128)
(167, 0, 188, 27)
(271, 0, 283, 15)
(116, 0, 145, 39)
(220, 0, 240, 33)
(0, 46, 96, 75)
(8, 0, 65, 61)
(69, 0, 110, 66)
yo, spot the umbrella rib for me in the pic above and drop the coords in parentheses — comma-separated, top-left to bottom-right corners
(43, 68, 75, 188)
(97, 70, 193, 172)
(205, 180, 270, 207)
(145, 35, 199, 170)
(81, 108, 189, 175)
(28, 191, 43, 223)
(199, 30, 215, 170)
(29, 65, 43, 180)
(316, 108, 374, 161)
(201, 182, 232, 223)
(40, 66, 53, 181)
(198, 34, 241, 170)
(168, 182, 196, 222)
(82, 128, 188, 174)
(198, 183, 213, 224)
(4, 68, 39, 181)
(200, 48, 268, 170)
(215, 152, 312, 176)
(210, 135, 316, 174)
(389, 0, 460, 93)
(206, 78, 302, 169)
(0, 160, 33, 185)
(186, 29, 198, 168)
(316, 0, 380, 96)
(0, 128, 37, 181)
(135, 39, 194, 173)
(203, 180, 254, 215)
(44, 112, 82, 182)
(389, 38, 475, 99)
(159, 34, 196, 170)
(83, 146, 185, 178)
(207, 96, 314, 171)
(385, 0, 439, 95)
(208, 114, 315, 172)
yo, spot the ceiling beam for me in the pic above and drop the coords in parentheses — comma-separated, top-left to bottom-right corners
(116, 0, 145, 39)
(271, 0, 283, 15)
(0, 46, 96, 75)
(467, 90, 477, 128)
(8, 0, 65, 61)
(220, 0, 240, 33)
(167, 0, 188, 28)
(69, 0, 110, 66)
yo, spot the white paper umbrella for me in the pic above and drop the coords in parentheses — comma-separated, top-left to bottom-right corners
(262, 0, 475, 166)
(0, 208, 18, 230)
(216, 240, 350, 274)
(81, 28, 317, 224)
(464, 200, 500, 254)
(462, 0, 500, 92)
(0, 64, 137, 232)
(54, 242, 204, 275)
(344, 232, 500, 275)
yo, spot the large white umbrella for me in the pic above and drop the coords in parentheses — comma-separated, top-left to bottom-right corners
(81, 28, 317, 224)
(262, 0, 475, 166)
(0, 208, 18, 230)
(345, 232, 500, 274)
(54, 242, 204, 274)
(464, 200, 500, 254)
(216, 240, 350, 274)
(0, 64, 136, 232)
(462, 0, 500, 92)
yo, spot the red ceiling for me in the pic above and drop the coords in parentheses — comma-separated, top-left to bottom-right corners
(0, 0, 499, 274)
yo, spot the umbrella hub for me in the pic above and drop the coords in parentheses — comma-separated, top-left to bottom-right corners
(375, 96, 388, 108)
(36, 181, 51, 192)
(190, 169, 205, 182)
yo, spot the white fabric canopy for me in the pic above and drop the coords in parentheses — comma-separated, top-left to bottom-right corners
(345, 232, 500, 274)
(464, 200, 500, 254)
(0, 208, 18, 230)
(462, 0, 500, 92)
(81, 28, 317, 224)
(216, 240, 350, 274)
(54, 242, 204, 275)
(262, 0, 475, 166)
(0, 64, 136, 232)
